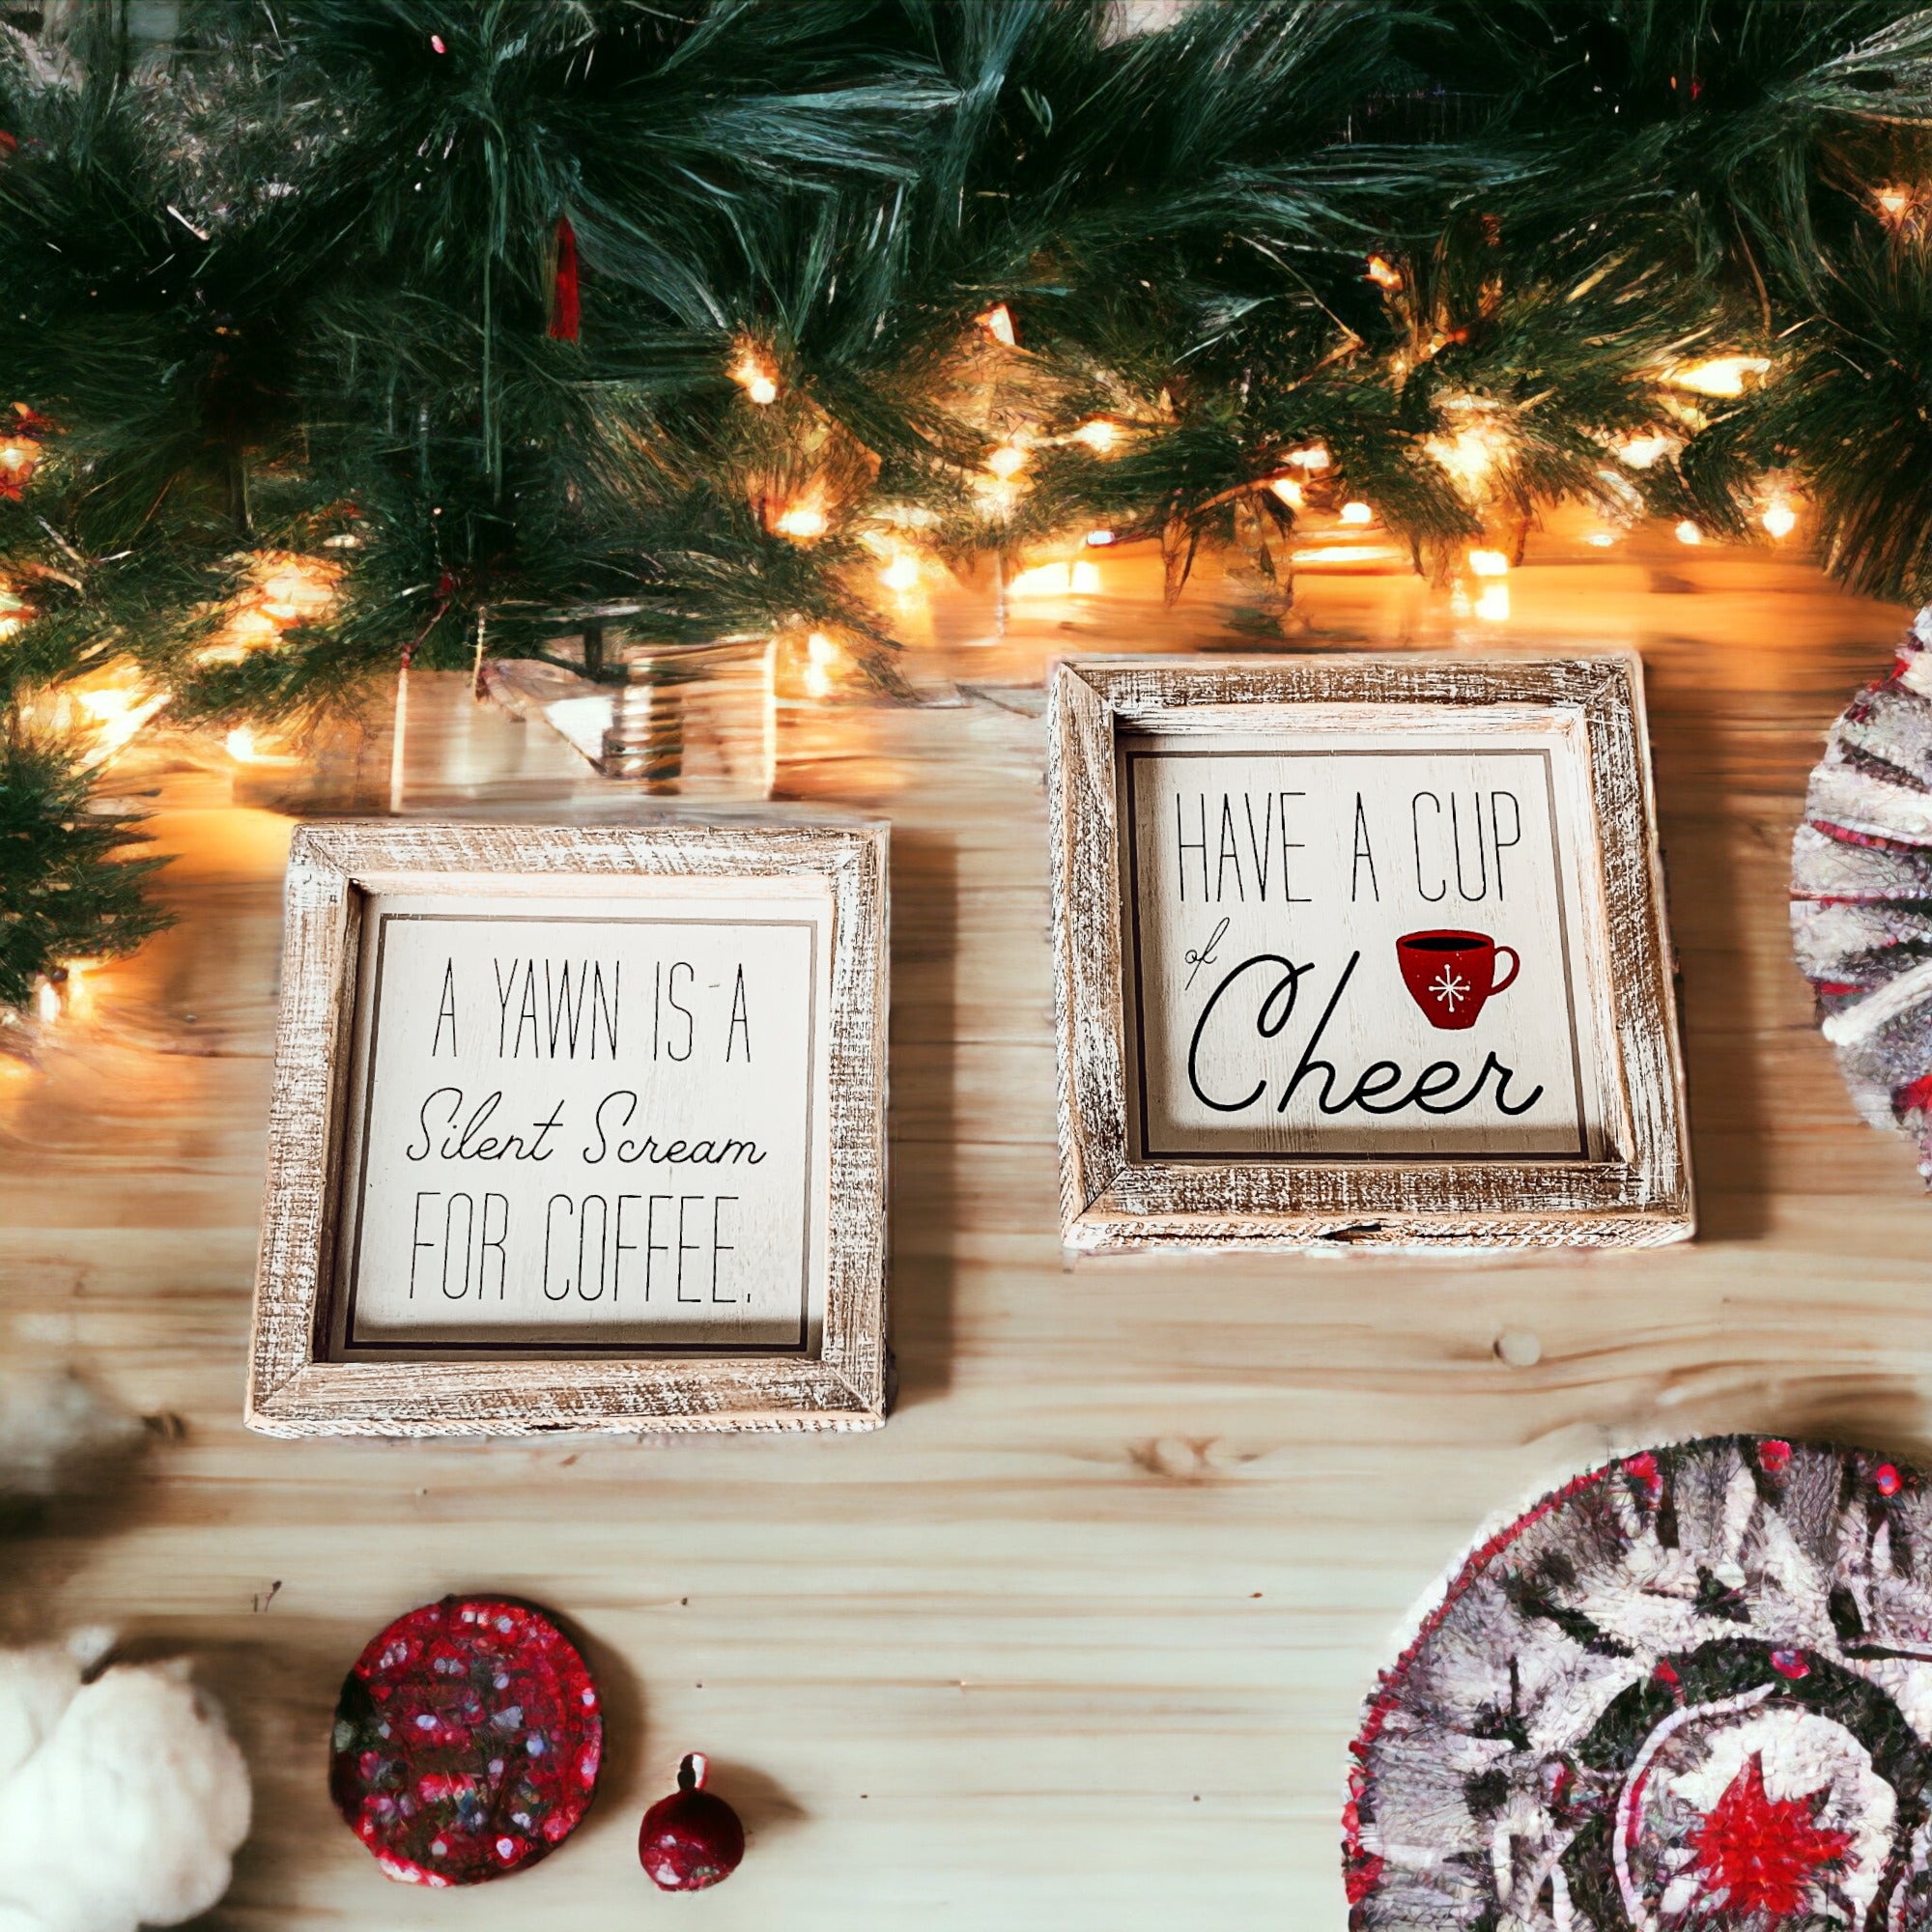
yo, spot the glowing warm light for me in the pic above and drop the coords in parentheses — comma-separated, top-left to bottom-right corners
(985, 443, 1028, 481)
(979, 303, 1016, 348)
(1267, 478, 1304, 509)
(1085, 528, 1117, 547)
(1877, 185, 1916, 223)
(0, 441, 31, 476)
(1366, 253, 1403, 291)
(1339, 500, 1374, 526)
(1284, 444, 1331, 472)
(730, 354, 780, 406)
(1675, 520, 1703, 545)
(1761, 499, 1798, 540)
(1009, 559, 1102, 597)
(1467, 549, 1510, 577)
(223, 725, 297, 766)
(1614, 433, 1675, 469)
(1425, 423, 1505, 492)
(73, 682, 171, 766)
(1474, 583, 1511, 622)
(225, 608, 281, 648)
(1583, 530, 1617, 548)
(0, 588, 26, 639)
(803, 630, 839, 699)
(1071, 419, 1119, 453)
(1289, 544, 1405, 567)
(259, 563, 332, 622)
(878, 551, 922, 593)
(775, 503, 829, 541)
(35, 980, 59, 1025)
(1668, 355, 1771, 398)
(322, 531, 361, 550)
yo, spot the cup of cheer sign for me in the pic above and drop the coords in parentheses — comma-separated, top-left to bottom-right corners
(1395, 930, 1520, 1031)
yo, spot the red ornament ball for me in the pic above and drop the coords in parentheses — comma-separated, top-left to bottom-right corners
(639, 1753, 745, 1891)
(329, 1595, 602, 1888)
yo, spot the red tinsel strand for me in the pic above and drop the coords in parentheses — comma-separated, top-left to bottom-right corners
(550, 216, 581, 342)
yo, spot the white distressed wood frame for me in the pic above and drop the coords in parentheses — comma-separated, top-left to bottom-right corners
(246, 820, 889, 1435)
(1048, 654, 1693, 1252)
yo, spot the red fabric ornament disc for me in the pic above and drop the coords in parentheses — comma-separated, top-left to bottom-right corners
(330, 1595, 602, 1887)
(1346, 1437, 1932, 1931)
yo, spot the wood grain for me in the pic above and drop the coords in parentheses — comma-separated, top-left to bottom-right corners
(0, 525, 1926, 1928)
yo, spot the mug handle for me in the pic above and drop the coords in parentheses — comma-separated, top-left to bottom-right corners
(1489, 945, 1520, 996)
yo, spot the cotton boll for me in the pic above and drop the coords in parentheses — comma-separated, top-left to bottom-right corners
(0, 1635, 107, 1789)
(0, 1376, 143, 1513)
(0, 1657, 250, 1932)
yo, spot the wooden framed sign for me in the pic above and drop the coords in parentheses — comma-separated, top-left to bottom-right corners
(1048, 654, 1691, 1251)
(246, 818, 888, 1435)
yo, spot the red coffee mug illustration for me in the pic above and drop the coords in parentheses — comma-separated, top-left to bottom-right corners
(1395, 929, 1520, 1030)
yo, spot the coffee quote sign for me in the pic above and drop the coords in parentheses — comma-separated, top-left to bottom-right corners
(333, 889, 828, 1355)
(247, 820, 888, 1436)
(1122, 742, 1598, 1161)
(1050, 657, 1692, 1251)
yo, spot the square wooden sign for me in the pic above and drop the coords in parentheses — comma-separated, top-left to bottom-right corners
(246, 818, 888, 1435)
(1048, 654, 1692, 1251)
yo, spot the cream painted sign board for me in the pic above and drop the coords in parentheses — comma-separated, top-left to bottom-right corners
(332, 885, 831, 1356)
(1122, 736, 1605, 1161)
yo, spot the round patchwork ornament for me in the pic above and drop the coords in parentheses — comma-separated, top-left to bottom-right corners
(329, 1595, 602, 1887)
(1794, 607, 1932, 1182)
(1346, 1437, 1932, 1930)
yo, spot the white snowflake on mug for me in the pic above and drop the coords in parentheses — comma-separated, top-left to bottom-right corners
(1429, 966, 1469, 1011)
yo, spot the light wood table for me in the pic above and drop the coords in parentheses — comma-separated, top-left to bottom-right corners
(2, 529, 1923, 1927)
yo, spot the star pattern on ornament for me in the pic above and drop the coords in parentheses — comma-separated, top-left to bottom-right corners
(1684, 1752, 1852, 1921)
(1429, 965, 1469, 1011)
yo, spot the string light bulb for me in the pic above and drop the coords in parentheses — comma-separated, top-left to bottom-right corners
(729, 354, 779, 406)
(1085, 528, 1117, 547)
(1366, 254, 1403, 291)
(1071, 419, 1119, 453)
(1283, 444, 1331, 472)
(1762, 498, 1798, 540)
(1467, 549, 1510, 578)
(1675, 520, 1703, 545)
(1613, 433, 1675, 469)
(1339, 500, 1374, 526)
(1877, 185, 1917, 225)
(985, 443, 1029, 481)
(1268, 478, 1304, 509)
(775, 503, 829, 541)
(803, 630, 839, 698)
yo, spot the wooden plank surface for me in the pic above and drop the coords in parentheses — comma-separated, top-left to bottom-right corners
(2, 527, 1926, 1927)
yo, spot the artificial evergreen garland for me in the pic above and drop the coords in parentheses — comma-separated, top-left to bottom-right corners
(7, 0, 1932, 996)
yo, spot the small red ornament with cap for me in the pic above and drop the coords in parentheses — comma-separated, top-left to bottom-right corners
(639, 1753, 745, 1891)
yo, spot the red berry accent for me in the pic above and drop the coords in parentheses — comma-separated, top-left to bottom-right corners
(1771, 1648, 1809, 1679)
(639, 1753, 746, 1892)
(329, 1596, 602, 1888)
(1877, 1463, 1904, 1497)
(1757, 1438, 1793, 1476)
